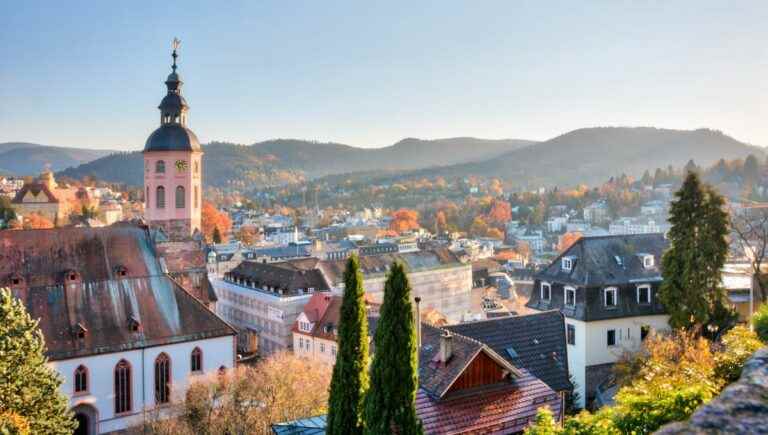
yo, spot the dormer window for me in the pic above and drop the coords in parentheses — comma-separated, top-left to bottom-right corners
(540, 282, 551, 301)
(299, 321, 312, 332)
(561, 257, 573, 271)
(75, 323, 87, 340)
(604, 287, 618, 308)
(128, 316, 141, 332)
(10, 275, 22, 286)
(564, 286, 576, 308)
(642, 255, 654, 269)
(66, 271, 79, 282)
(114, 265, 128, 277)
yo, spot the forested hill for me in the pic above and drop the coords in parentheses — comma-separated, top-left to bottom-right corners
(0, 142, 112, 175)
(400, 127, 765, 188)
(56, 137, 534, 187)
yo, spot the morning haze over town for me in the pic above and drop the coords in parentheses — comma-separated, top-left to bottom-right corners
(2, 2, 768, 434)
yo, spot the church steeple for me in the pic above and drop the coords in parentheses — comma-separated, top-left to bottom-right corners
(159, 38, 189, 126)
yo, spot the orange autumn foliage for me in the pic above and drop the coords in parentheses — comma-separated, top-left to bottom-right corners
(486, 199, 512, 226)
(389, 208, 420, 233)
(201, 201, 232, 243)
(558, 231, 582, 253)
(23, 213, 54, 229)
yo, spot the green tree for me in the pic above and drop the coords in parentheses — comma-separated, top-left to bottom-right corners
(659, 172, 732, 331)
(212, 226, 222, 244)
(524, 407, 560, 435)
(753, 303, 768, 342)
(328, 255, 370, 434)
(0, 288, 76, 434)
(364, 262, 422, 435)
(0, 196, 16, 229)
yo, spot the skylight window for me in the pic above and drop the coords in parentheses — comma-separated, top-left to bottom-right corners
(505, 347, 518, 358)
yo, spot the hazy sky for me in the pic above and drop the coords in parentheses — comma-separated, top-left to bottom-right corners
(2, 1, 767, 150)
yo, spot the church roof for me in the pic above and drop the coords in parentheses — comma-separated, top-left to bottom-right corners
(1, 223, 234, 360)
(144, 123, 201, 152)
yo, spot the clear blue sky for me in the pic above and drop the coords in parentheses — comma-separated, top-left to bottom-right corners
(1, 1, 767, 150)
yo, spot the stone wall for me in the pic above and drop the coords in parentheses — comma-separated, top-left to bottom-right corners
(656, 347, 768, 434)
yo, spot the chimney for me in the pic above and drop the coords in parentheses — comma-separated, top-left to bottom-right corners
(439, 331, 453, 364)
(414, 297, 422, 350)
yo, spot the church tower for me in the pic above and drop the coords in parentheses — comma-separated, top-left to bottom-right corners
(143, 40, 203, 239)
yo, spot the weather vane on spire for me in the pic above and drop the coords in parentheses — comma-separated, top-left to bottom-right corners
(171, 37, 181, 72)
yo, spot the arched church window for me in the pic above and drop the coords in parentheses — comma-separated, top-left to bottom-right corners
(114, 360, 132, 414)
(156, 160, 166, 173)
(155, 353, 171, 404)
(74, 365, 88, 394)
(175, 186, 185, 209)
(156, 186, 166, 209)
(146, 187, 150, 208)
(194, 186, 199, 209)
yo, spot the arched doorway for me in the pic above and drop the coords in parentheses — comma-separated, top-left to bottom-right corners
(71, 404, 98, 435)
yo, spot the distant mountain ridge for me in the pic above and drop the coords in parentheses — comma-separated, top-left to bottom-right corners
(56, 137, 535, 187)
(24, 127, 767, 190)
(0, 142, 113, 175)
(393, 127, 765, 188)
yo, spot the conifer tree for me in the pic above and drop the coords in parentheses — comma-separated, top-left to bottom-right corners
(328, 254, 370, 434)
(660, 172, 732, 332)
(212, 226, 222, 244)
(364, 262, 423, 435)
(0, 288, 76, 434)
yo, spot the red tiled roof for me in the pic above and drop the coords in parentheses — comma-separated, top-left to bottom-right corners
(416, 370, 562, 435)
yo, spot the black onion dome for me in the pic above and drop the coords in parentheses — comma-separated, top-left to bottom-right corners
(159, 92, 188, 111)
(144, 124, 202, 152)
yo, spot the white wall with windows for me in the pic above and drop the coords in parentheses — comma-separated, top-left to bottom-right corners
(293, 332, 339, 365)
(564, 315, 669, 408)
(50, 335, 234, 434)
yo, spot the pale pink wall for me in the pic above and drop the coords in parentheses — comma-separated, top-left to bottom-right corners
(143, 150, 203, 235)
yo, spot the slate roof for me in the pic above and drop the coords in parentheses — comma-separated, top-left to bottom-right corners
(527, 234, 669, 321)
(143, 123, 202, 152)
(318, 248, 464, 285)
(1, 224, 234, 360)
(535, 234, 668, 287)
(227, 259, 330, 297)
(445, 310, 571, 392)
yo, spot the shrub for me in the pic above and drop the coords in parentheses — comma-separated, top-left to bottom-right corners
(713, 325, 763, 383)
(752, 303, 768, 342)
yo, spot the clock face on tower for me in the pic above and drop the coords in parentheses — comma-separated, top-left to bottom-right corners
(175, 160, 188, 172)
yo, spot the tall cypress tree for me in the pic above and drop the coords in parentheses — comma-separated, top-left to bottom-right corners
(364, 262, 422, 435)
(660, 171, 732, 332)
(0, 288, 76, 434)
(328, 254, 370, 434)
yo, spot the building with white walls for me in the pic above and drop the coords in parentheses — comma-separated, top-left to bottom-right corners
(527, 234, 670, 408)
(2, 224, 236, 435)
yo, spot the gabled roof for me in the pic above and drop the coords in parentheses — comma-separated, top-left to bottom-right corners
(535, 234, 667, 287)
(0, 223, 161, 287)
(292, 292, 379, 342)
(11, 182, 58, 203)
(16, 275, 235, 360)
(0, 223, 234, 360)
(416, 371, 562, 435)
(418, 323, 522, 400)
(445, 310, 571, 392)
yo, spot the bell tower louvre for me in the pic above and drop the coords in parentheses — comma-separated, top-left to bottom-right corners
(143, 39, 203, 240)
